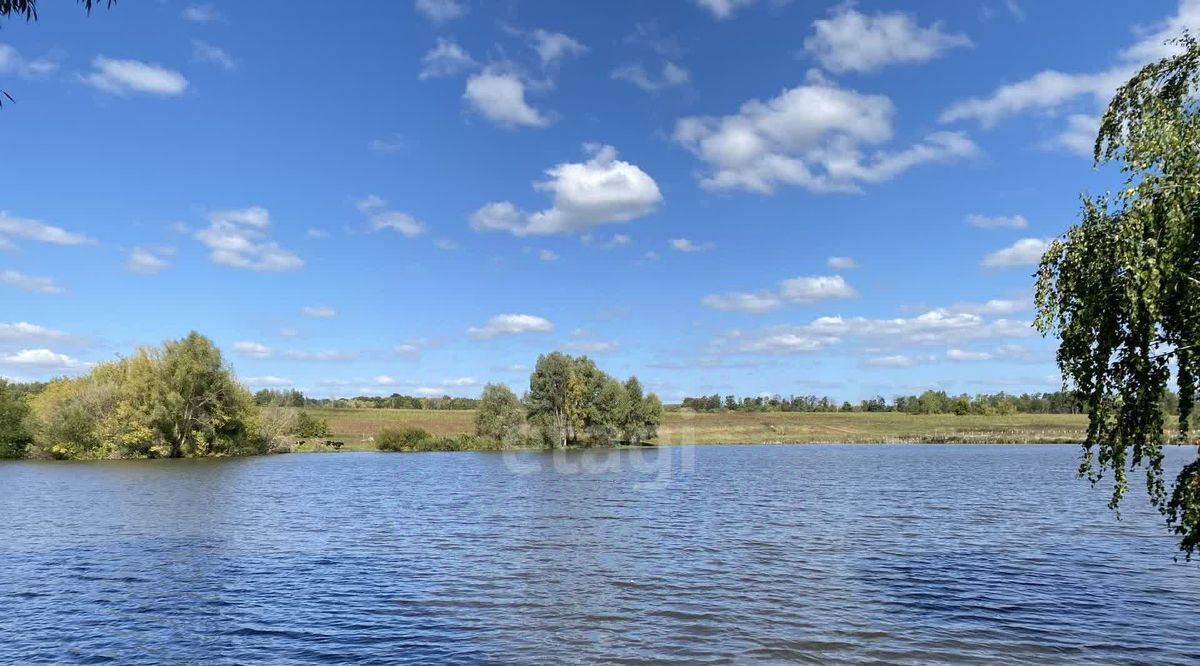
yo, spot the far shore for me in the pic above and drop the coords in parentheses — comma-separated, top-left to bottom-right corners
(292, 408, 1095, 452)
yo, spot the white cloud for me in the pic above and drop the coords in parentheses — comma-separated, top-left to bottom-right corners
(702, 292, 783, 314)
(369, 211, 427, 238)
(779, 275, 858, 303)
(940, 0, 1200, 130)
(703, 275, 857, 313)
(306, 228, 329, 239)
(675, 72, 977, 194)
(865, 354, 923, 368)
(0, 211, 92, 246)
(192, 40, 235, 70)
(950, 297, 1032, 316)
(443, 376, 479, 387)
(233, 341, 273, 359)
(233, 340, 352, 362)
(470, 144, 662, 236)
(433, 238, 459, 250)
(125, 246, 174, 274)
(982, 238, 1051, 268)
(0, 44, 57, 78)
(195, 207, 303, 271)
(538, 249, 559, 261)
(244, 376, 293, 387)
(0, 348, 90, 370)
(946, 348, 992, 362)
(1, 270, 63, 294)
(0, 322, 70, 343)
(83, 56, 189, 96)
(827, 256, 858, 269)
(464, 70, 552, 128)
(582, 233, 634, 249)
(301, 306, 336, 318)
(670, 238, 714, 253)
(529, 29, 587, 67)
(415, 0, 466, 23)
(355, 194, 386, 213)
(563, 339, 619, 354)
(804, 5, 971, 73)
(182, 4, 220, 23)
(419, 38, 476, 79)
(716, 308, 1033, 355)
(694, 0, 755, 19)
(394, 338, 431, 356)
(612, 61, 689, 92)
(965, 213, 1028, 229)
(1051, 114, 1101, 157)
(468, 314, 554, 339)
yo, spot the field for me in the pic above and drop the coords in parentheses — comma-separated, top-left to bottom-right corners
(304, 407, 1093, 451)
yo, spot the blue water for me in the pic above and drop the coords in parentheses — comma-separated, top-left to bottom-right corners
(1, 444, 1198, 664)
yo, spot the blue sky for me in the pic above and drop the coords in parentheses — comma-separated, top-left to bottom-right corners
(0, 0, 1194, 402)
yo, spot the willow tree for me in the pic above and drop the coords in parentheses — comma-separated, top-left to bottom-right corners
(1035, 35, 1200, 557)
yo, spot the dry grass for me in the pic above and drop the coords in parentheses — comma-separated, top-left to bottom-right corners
(308, 407, 1092, 450)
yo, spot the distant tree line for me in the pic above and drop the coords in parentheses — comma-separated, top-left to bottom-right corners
(253, 389, 479, 411)
(678, 390, 1089, 416)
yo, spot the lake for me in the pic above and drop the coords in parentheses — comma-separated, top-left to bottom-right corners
(2, 444, 1198, 664)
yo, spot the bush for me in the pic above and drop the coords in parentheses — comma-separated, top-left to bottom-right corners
(292, 411, 330, 438)
(0, 380, 32, 459)
(376, 427, 435, 451)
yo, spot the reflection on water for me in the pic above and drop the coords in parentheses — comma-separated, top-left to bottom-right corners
(1, 444, 1198, 665)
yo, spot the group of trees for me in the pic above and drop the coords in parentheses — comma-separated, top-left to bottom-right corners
(679, 390, 1083, 416)
(0, 332, 330, 460)
(473, 352, 663, 447)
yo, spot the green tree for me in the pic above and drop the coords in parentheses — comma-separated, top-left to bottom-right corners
(0, 379, 32, 458)
(527, 352, 574, 447)
(474, 383, 524, 444)
(1035, 34, 1200, 557)
(292, 410, 330, 438)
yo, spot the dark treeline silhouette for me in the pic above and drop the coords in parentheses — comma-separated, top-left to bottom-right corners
(678, 390, 1090, 416)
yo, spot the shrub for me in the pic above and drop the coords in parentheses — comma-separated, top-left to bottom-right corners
(292, 411, 330, 438)
(376, 427, 435, 451)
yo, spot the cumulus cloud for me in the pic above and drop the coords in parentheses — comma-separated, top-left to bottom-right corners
(464, 70, 552, 128)
(0, 348, 90, 370)
(0, 211, 92, 247)
(949, 297, 1032, 316)
(670, 238, 714, 253)
(965, 213, 1028, 229)
(125, 246, 174, 274)
(827, 256, 858, 269)
(981, 238, 1051, 268)
(1, 270, 63, 294)
(83, 56, 189, 96)
(674, 72, 977, 194)
(538, 249, 559, 261)
(442, 376, 479, 387)
(468, 314, 554, 339)
(611, 61, 689, 92)
(419, 38, 476, 79)
(355, 195, 425, 237)
(192, 40, 235, 70)
(865, 354, 925, 368)
(1051, 114, 1102, 157)
(703, 275, 857, 313)
(470, 144, 662, 236)
(940, 0, 1200, 138)
(694, 0, 755, 19)
(804, 4, 971, 73)
(0, 44, 58, 78)
(716, 308, 1033, 355)
(368, 134, 405, 153)
(415, 0, 466, 23)
(528, 29, 587, 67)
(946, 348, 992, 362)
(195, 207, 303, 271)
(0, 322, 70, 344)
(301, 306, 336, 318)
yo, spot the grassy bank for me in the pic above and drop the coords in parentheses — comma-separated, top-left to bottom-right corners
(301, 407, 1092, 451)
